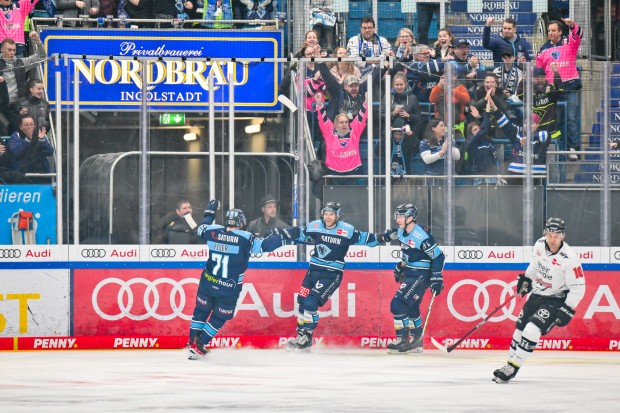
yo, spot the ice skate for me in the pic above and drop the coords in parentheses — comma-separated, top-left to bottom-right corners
(286, 330, 303, 352)
(387, 335, 415, 354)
(294, 330, 313, 353)
(409, 335, 424, 353)
(287, 330, 313, 353)
(492, 361, 520, 383)
(187, 342, 209, 360)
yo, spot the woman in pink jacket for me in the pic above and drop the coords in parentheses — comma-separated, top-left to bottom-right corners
(315, 93, 368, 175)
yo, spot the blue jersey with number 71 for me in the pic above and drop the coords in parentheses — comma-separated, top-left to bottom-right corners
(197, 223, 286, 297)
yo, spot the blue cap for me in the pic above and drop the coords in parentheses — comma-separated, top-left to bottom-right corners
(533, 67, 546, 77)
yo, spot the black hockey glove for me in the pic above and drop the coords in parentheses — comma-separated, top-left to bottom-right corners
(429, 274, 444, 296)
(554, 303, 575, 327)
(381, 227, 399, 243)
(394, 264, 405, 283)
(517, 273, 532, 296)
(269, 227, 300, 243)
(204, 199, 220, 219)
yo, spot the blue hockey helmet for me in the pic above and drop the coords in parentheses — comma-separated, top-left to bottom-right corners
(544, 217, 565, 234)
(225, 208, 247, 229)
(321, 201, 341, 220)
(394, 203, 417, 220)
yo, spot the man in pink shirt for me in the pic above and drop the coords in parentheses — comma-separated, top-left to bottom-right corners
(536, 18, 582, 160)
(0, 0, 38, 57)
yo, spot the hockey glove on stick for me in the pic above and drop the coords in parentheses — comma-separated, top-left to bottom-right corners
(393, 264, 405, 283)
(204, 199, 220, 219)
(554, 303, 575, 327)
(429, 274, 444, 296)
(516, 273, 532, 296)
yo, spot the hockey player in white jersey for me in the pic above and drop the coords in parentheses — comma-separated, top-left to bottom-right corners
(492, 217, 585, 383)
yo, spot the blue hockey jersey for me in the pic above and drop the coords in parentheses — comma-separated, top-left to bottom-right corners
(294, 219, 380, 272)
(196, 221, 286, 297)
(397, 224, 445, 278)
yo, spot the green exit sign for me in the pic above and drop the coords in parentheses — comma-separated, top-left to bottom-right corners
(159, 113, 186, 125)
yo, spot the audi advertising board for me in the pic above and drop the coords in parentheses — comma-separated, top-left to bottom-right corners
(248, 245, 297, 262)
(454, 246, 524, 263)
(66, 268, 620, 351)
(147, 246, 209, 262)
(570, 247, 603, 263)
(72, 268, 390, 338)
(0, 245, 68, 263)
(0, 270, 70, 336)
(69, 245, 142, 261)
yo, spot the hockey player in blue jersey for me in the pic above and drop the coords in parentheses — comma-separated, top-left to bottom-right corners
(186, 199, 291, 360)
(282, 201, 396, 352)
(387, 203, 445, 354)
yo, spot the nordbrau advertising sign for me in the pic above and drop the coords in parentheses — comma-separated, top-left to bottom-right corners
(0, 185, 56, 244)
(40, 29, 282, 112)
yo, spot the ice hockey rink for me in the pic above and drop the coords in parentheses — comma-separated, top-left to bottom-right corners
(1, 348, 619, 413)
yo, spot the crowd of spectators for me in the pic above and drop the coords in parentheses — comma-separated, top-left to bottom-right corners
(0, 2, 51, 183)
(278, 11, 590, 189)
(0, 2, 599, 188)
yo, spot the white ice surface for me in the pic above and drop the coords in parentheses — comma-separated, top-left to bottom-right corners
(1, 348, 619, 413)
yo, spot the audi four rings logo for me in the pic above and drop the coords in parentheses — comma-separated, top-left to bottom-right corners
(250, 253, 263, 258)
(151, 249, 176, 258)
(92, 277, 198, 321)
(447, 279, 519, 322)
(391, 249, 402, 259)
(457, 250, 484, 259)
(81, 249, 106, 258)
(0, 249, 21, 259)
(615, 251, 620, 260)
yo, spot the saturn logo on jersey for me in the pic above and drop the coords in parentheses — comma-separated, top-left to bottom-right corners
(315, 244, 332, 258)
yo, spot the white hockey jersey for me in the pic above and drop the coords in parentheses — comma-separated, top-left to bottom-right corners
(525, 237, 585, 309)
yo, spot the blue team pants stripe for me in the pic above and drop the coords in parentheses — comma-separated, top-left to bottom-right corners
(202, 322, 219, 337)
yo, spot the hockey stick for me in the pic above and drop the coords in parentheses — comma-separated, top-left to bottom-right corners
(421, 292, 436, 338)
(431, 291, 519, 353)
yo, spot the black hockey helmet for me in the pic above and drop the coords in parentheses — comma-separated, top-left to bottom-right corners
(225, 209, 247, 229)
(394, 203, 417, 220)
(544, 217, 566, 234)
(321, 201, 341, 220)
